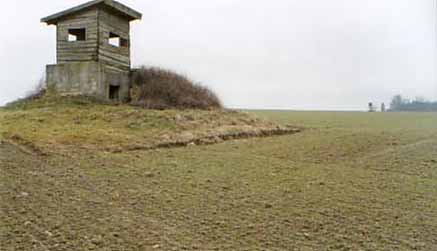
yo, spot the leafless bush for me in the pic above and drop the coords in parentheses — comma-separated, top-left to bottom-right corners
(3, 75, 48, 109)
(131, 67, 222, 110)
(26, 76, 47, 99)
(6, 76, 47, 107)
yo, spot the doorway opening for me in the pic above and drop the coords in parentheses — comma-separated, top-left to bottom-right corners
(109, 85, 120, 100)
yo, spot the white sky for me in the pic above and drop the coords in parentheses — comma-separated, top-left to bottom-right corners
(0, 0, 436, 110)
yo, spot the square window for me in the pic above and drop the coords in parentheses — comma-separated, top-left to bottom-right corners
(68, 28, 86, 42)
(109, 33, 128, 48)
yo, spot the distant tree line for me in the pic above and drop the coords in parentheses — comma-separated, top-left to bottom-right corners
(390, 95, 437, 112)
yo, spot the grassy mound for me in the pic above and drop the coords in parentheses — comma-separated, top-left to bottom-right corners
(3, 93, 110, 110)
(0, 96, 298, 155)
(131, 67, 222, 110)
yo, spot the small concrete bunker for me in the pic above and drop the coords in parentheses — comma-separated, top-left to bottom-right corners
(41, 0, 142, 101)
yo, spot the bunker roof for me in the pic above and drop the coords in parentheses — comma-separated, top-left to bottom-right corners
(41, 0, 142, 25)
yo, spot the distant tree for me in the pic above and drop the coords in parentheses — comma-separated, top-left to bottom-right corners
(414, 96, 427, 103)
(390, 95, 406, 111)
(389, 94, 437, 112)
(368, 102, 375, 112)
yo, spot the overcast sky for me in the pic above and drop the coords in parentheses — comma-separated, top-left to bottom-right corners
(0, 0, 435, 110)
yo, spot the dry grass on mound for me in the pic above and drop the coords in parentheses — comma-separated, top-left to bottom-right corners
(0, 99, 299, 155)
(131, 67, 222, 110)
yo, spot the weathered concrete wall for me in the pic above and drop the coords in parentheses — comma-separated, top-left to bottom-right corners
(46, 62, 103, 97)
(46, 62, 130, 101)
(104, 66, 131, 101)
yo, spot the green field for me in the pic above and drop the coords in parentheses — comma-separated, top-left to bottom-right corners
(1, 109, 437, 250)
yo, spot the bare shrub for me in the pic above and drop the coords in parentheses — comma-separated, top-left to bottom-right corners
(4, 76, 47, 108)
(26, 76, 47, 99)
(131, 67, 222, 110)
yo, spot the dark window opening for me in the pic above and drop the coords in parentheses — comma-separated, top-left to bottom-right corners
(109, 32, 128, 48)
(120, 38, 129, 47)
(68, 28, 86, 42)
(109, 85, 120, 100)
